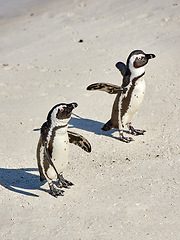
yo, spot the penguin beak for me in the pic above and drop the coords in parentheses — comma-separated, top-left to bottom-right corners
(71, 102, 78, 109)
(66, 102, 78, 112)
(145, 53, 156, 60)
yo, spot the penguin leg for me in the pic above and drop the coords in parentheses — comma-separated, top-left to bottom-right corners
(48, 181, 64, 197)
(128, 124, 146, 136)
(119, 129, 134, 143)
(56, 174, 74, 189)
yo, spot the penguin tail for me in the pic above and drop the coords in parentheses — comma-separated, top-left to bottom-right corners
(40, 174, 46, 182)
(101, 120, 113, 131)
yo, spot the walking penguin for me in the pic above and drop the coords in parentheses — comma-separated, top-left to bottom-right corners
(36, 102, 91, 197)
(87, 50, 155, 143)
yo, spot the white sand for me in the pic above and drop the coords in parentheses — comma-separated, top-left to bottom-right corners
(0, 0, 180, 239)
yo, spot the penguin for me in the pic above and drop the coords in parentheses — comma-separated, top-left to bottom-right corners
(36, 102, 91, 197)
(87, 50, 155, 143)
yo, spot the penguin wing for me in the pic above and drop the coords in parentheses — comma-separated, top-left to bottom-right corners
(115, 62, 127, 77)
(40, 122, 57, 172)
(121, 74, 130, 88)
(87, 83, 122, 94)
(40, 124, 60, 176)
(40, 122, 49, 146)
(68, 131, 91, 153)
(36, 136, 46, 181)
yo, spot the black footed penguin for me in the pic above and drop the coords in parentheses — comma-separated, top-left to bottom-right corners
(37, 102, 91, 197)
(87, 50, 155, 143)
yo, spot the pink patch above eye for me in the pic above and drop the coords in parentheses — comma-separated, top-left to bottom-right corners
(59, 105, 66, 112)
(137, 54, 145, 59)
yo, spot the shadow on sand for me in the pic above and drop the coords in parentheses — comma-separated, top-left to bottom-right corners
(4, 115, 120, 197)
(0, 167, 48, 197)
(34, 113, 120, 138)
(69, 114, 116, 137)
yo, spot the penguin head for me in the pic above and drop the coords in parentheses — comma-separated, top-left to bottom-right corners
(127, 50, 155, 75)
(47, 102, 78, 126)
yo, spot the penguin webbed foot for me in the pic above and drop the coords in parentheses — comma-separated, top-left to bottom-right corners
(57, 174, 74, 189)
(119, 130, 134, 143)
(120, 135, 134, 143)
(129, 125, 146, 136)
(49, 182, 64, 197)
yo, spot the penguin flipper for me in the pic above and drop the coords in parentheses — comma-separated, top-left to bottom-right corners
(87, 83, 122, 94)
(38, 122, 60, 179)
(36, 137, 46, 181)
(68, 131, 91, 153)
(40, 121, 49, 145)
(115, 62, 127, 77)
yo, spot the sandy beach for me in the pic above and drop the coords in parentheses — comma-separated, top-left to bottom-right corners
(0, 0, 180, 239)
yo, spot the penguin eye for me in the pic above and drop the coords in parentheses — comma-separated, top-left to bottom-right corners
(137, 54, 145, 60)
(59, 105, 66, 112)
(59, 107, 64, 112)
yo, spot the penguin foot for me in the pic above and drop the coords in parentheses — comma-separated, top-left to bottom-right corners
(57, 174, 74, 189)
(129, 125, 146, 136)
(119, 130, 134, 143)
(120, 135, 134, 143)
(49, 182, 64, 197)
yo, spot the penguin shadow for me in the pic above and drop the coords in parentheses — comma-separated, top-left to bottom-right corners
(0, 167, 48, 197)
(69, 113, 136, 141)
(69, 113, 117, 138)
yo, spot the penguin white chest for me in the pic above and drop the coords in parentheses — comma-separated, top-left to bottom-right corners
(51, 131, 69, 172)
(122, 78, 146, 125)
(130, 78, 146, 111)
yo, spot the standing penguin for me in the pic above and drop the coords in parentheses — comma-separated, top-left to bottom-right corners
(87, 50, 155, 143)
(37, 102, 91, 197)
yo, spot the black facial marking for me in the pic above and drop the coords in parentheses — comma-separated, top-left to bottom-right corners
(47, 102, 78, 123)
(134, 56, 148, 68)
(126, 50, 145, 66)
(47, 103, 63, 122)
(56, 108, 71, 120)
(126, 50, 155, 69)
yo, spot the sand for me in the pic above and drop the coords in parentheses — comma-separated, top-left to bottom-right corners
(0, 0, 180, 239)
